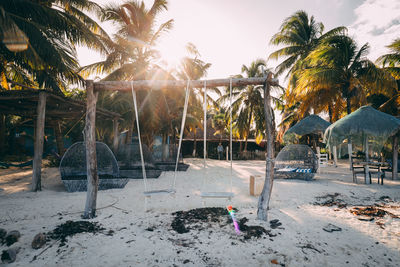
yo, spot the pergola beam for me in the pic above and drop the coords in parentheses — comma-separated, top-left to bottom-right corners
(94, 77, 278, 91)
(0, 89, 120, 120)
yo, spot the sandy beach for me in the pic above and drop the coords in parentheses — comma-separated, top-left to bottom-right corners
(0, 159, 399, 266)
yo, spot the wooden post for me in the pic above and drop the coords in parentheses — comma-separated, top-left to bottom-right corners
(0, 114, 5, 157)
(112, 118, 119, 154)
(192, 129, 197, 157)
(83, 80, 99, 219)
(348, 142, 353, 170)
(312, 136, 317, 152)
(257, 73, 275, 221)
(364, 136, 370, 184)
(250, 175, 256, 196)
(53, 121, 65, 157)
(32, 92, 46, 191)
(393, 135, 398, 180)
(317, 147, 321, 173)
(333, 145, 338, 167)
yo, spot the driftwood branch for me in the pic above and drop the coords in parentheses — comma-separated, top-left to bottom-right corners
(257, 72, 276, 221)
(83, 80, 99, 219)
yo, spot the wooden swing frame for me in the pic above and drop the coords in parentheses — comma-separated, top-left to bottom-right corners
(83, 74, 279, 219)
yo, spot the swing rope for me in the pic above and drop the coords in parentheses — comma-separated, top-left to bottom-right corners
(131, 81, 190, 194)
(200, 78, 234, 200)
(131, 83, 148, 191)
(229, 77, 233, 194)
(172, 80, 191, 189)
(202, 81, 207, 190)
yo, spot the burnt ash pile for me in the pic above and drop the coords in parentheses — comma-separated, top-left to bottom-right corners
(237, 217, 273, 239)
(351, 206, 399, 219)
(313, 193, 347, 208)
(47, 221, 106, 247)
(314, 193, 400, 226)
(171, 207, 274, 240)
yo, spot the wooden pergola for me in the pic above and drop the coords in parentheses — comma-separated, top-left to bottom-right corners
(84, 75, 280, 220)
(0, 89, 121, 191)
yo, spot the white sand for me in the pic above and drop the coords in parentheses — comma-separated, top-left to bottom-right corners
(0, 159, 399, 266)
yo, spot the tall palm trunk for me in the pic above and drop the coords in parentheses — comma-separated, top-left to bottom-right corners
(346, 97, 352, 115)
(328, 104, 333, 123)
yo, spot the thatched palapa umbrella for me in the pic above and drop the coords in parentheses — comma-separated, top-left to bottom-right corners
(283, 115, 331, 143)
(324, 105, 400, 181)
(283, 115, 332, 161)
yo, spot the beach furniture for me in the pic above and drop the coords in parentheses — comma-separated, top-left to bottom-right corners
(274, 144, 318, 180)
(324, 106, 400, 183)
(249, 175, 264, 196)
(59, 142, 128, 192)
(352, 159, 386, 184)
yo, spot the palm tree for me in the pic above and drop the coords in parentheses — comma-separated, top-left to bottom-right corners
(294, 34, 397, 115)
(376, 39, 400, 115)
(176, 43, 212, 81)
(269, 10, 345, 137)
(269, 10, 345, 78)
(81, 0, 174, 146)
(82, 0, 173, 81)
(212, 108, 229, 142)
(0, 0, 109, 92)
(176, 43, 213, 157)
(221, 59, 266, 151)
(377, 39, 400, 79)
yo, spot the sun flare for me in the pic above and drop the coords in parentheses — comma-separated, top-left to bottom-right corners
(157, 38, 186, 70)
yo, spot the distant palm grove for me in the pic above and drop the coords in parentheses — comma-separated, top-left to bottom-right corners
(0, 1, 399, 158)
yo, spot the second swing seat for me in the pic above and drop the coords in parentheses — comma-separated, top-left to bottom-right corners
(200, 192, 234, 199)
(143, 188, 176, 196)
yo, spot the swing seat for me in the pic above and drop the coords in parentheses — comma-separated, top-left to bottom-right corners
(200, 192, 234, 199)
(143, 188, 176, 196)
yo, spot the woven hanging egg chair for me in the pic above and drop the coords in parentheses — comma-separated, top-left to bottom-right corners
(274, 144, 318, 180)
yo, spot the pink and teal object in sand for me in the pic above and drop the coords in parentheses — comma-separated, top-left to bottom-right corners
(227, 205, 240, 234)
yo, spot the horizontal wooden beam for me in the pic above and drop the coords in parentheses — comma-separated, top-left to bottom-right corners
(0, 96, 37, 100)
(48, 94, 120, 119)
(94, 76, 279, 91)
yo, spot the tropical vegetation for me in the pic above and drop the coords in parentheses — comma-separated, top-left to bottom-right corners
(0, 0, 109, 92)
(269, 10, 399, 141)
(1, 3, 400, 160)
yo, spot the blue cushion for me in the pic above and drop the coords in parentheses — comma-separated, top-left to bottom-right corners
(295, 168, 312, 173)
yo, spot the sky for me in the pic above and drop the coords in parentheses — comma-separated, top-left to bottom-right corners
(78, 0, 400, 82)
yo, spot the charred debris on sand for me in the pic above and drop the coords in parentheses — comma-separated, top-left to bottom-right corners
(171, 207, 279, 240)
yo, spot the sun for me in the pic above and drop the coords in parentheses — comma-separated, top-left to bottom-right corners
(157, 37, 186, 70)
